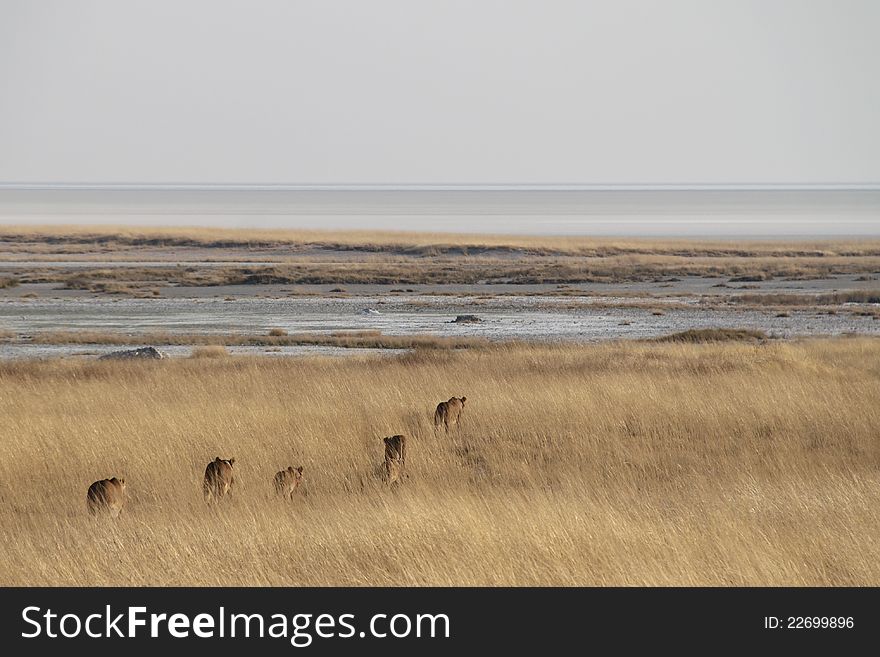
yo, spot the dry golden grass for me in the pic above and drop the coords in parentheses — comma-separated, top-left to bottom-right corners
(730, 290, 880, 306)
(190, 345, 229, 359)
(1, 224, 879, 256)
(26, 330, 489, 350)
(11, 254, 880, 289)
(62, 276, 162, 298)
(1, 338, 879, 586)
(2, 226, 880, 287)
(655, 328, 768, 343)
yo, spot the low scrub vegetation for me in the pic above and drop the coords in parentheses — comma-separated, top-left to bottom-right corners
(730, 290, 880, 306)
(0, 227, 877, 289)
(190, 345, 229, 359)
(25, 330, 490, 351)
(655, 328, 769, 343)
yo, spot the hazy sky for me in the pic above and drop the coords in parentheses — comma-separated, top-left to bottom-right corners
(1, 0, 879, 186)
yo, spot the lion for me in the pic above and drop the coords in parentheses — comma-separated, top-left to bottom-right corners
(434, 396, 467, 431)
(203, 456, 236, 502)
(274, 465, 304, 499)
(383, 434, 407, 484)
(86, 477, 126, 517)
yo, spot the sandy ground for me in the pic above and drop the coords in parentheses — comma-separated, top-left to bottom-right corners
(0, 342, 391, 360)
(0, 242, 876, 359)
(0, 273, 878, 300)
(0, 290, 876, 359)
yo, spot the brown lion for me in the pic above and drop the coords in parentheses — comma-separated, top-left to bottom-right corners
(274, 465, 304, 499)
(203, 456, 236, 502)
(434, 396, 467, 431)
(383, 434, 407, 484)
(86, 477, 126, 517)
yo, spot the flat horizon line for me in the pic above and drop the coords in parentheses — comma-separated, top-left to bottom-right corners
(2, 183, 880, 192)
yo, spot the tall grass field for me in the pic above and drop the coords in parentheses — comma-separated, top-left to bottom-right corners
(1, 338, 878, 585)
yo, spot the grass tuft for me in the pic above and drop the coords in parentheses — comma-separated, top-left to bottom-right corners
(190, 345, 229, 359)
(655, 328, 769, 343)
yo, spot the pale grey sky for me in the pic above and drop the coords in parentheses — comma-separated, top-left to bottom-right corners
(1, 0, 879, 186)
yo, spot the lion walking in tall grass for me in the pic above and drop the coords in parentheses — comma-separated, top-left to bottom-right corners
(86, 477, 126, 517)
(383, 435, 407, 484)
(203, 457, 236, 502)
(434, 396, 467, 431)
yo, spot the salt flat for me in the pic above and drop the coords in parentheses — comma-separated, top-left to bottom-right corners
(0, 292, 876, 359)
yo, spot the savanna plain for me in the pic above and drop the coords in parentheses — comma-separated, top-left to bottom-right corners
(1, 227, 879, 586)
(1, 338, 878, 586)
